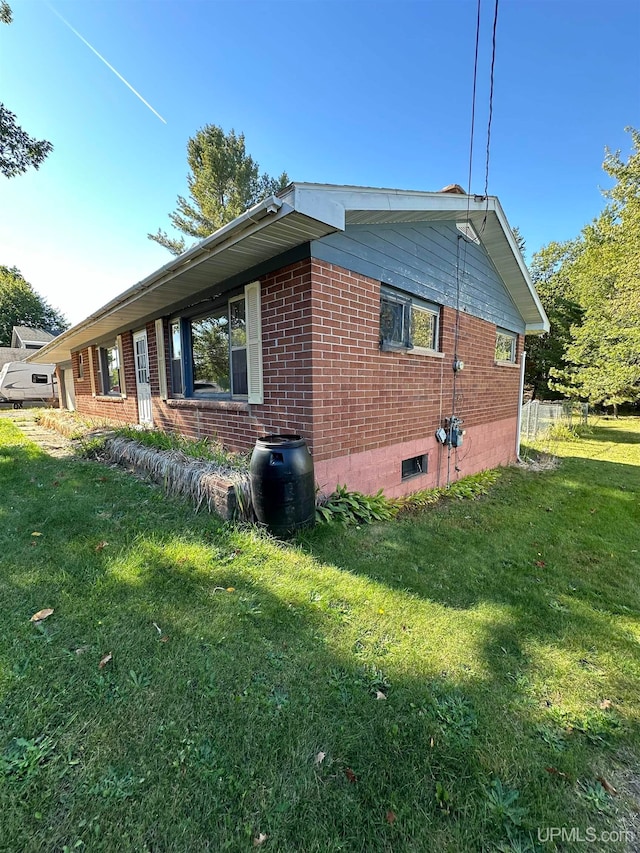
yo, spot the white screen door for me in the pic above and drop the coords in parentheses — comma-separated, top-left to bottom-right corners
(133, 329, 153, 426)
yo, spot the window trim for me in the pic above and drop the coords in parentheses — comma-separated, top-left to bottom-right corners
(97, 340, 123, 397)
(380, 286, 440, 354)
(495, 328, 518, 364)
(401, 453, 428, 481)
(169, 282, 262, 403)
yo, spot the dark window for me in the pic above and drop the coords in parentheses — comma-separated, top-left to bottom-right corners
(191, 309, 230, 394)
(170, 321, 183, 394)
(174, 294, 249, 399)
(380, 288, 439, 352)
(31, 373, 48, 384)
(77, 352, 84, 379)
(229, 295, 248, 396)
(25, 344, 40, 350)
(401, 454, 428, 480)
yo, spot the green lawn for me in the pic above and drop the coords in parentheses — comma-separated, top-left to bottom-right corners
(0, 416, 638, 852)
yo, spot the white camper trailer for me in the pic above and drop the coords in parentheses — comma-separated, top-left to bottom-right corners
(0, 362, 58, 408)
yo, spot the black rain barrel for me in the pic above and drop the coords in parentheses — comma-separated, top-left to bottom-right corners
(250, 434, 315, 537)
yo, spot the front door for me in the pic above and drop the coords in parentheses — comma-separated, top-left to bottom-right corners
(133, 329, 153, 426)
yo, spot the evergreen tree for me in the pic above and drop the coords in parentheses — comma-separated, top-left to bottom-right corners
(149, 124, 289, 255)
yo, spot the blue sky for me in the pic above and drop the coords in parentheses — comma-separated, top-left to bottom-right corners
(1, 0, 638, 326)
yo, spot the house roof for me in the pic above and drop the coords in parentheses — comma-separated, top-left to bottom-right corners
(11, 326, 55, 347)
(0, 347, 32, 369)
(29, 183, 549, 365)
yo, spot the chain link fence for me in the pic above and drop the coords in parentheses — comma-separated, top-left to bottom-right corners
(520, 400, 589, 442)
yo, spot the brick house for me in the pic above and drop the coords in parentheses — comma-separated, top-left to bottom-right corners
(30, 184, 549, 497)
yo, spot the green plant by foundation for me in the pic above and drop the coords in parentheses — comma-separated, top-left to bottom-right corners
(113, 427, 249, 472)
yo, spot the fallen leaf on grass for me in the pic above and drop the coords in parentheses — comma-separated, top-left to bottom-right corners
(546, 767, 570, 781)
(30, 608, 54, 623)
(535, 560, 546, 567)
(31, 531, 43, 537)
(430, 736, 435, 748)
(375, 690, 387, 701)
(98, 652, 113, 669)
(345, 768, 357, 784)
(74, 646, 89, 655)
(597, 776, 617, 796)
(253, 833, 267, 847)
(314, 751, 326, 765)
(385, 810, 397, 825)
(226, 587, 235, 593)
(95, 541, 109, 551)
(160, 636, 170, 643)
(599, 699, 613, 710)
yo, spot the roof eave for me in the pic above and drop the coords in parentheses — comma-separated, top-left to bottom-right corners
(29, 195, 345, 364)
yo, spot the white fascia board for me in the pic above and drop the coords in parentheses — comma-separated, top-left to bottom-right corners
(283, 183, 490, 217)
(287, 184, 550, 334)
(491, 198, 550, 334)
(29, 197, 292, 364)
(29, 192, 345, 365)
(286, 185, 346, 231)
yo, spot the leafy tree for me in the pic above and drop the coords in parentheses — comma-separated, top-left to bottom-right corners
(525, 240, 583, 399)
(149, 124, 289, 255)
(0, 266, 68, 344)
(0, 3, 54, 178)
(550, 128, 640, 413)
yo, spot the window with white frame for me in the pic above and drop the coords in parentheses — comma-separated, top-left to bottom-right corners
(170, 321, 182, 395)
(169, 282, 261, 402)
(97, 342, 121, 395)
(495, 328, 517, 363)
(380, 287, 440, 352)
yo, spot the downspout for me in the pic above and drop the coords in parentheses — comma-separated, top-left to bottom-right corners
(516, 348, 527, 462)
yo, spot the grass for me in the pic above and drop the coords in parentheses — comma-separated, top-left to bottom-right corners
(109, 426, 250, 473)
(0, 417, 638, 851)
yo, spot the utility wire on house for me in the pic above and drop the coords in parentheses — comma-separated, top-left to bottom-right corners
(481, 0, 500, 234)
(448, 0, 500, 487)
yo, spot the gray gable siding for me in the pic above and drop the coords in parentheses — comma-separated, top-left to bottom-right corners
(311, 221, 525, 333)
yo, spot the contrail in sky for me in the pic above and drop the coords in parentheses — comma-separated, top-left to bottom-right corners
(47, 3, 167, 124)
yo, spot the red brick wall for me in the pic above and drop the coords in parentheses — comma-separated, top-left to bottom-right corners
(308, 259, 522, 462)
(71, 256, 523, 494)
(150, 259, 316, 449)
(71, 333, 139, 424)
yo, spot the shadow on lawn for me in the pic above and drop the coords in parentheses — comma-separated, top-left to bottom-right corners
(584, 421, 640, 445)
(1, 430, 638, 850)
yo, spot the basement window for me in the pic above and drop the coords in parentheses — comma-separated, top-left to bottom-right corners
(401, 453, 428, 480)
(380, 287, 439, 352)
